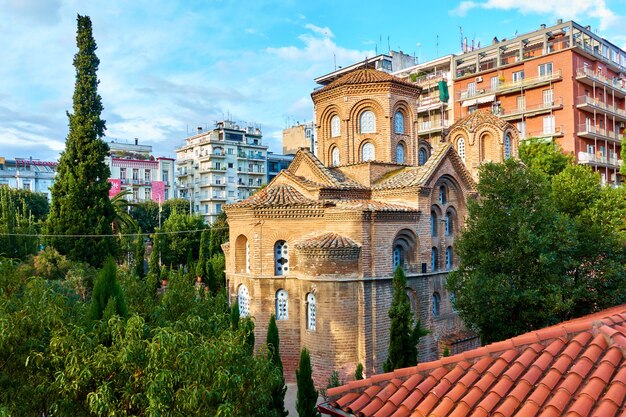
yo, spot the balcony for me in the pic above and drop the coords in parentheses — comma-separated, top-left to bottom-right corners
(419, 120, 450, 135)
(520, 125, 565, 140)
(458, 70, 562, 101)
(578, 151, 623, 168)
(576, 67, 626, 98)
(417, 96, 448, 113)
(410, 70, 449, 88)
(500, 97, 564, 121)
(576, 124, 622, 144)
(575, 95, 626, 122)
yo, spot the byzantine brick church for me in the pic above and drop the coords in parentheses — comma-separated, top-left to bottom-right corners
(223, 69, 519, 384)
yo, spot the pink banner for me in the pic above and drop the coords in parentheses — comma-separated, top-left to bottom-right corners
(152, 181, 165, 203)
(108, 179, 122, 197)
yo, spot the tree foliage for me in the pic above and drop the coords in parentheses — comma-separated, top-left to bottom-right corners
(131, 198, 192, 233)
(0, 187, 38, 259)
(158, 209, 206, 267)
(448, 159, 626, 344)
(44, 15, 116, 267)
(518, 138, 573, 177)
(383, 266, 428, 372)
(89, 257, 128, 320)
(267, 314, 288, 417)
(296, 347, 319, 417)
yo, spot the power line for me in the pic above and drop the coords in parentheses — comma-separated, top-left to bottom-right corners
(0, 226, 230, 239)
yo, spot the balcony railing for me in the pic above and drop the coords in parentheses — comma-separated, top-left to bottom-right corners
(576, 124, 622, 143)
(520, 125, 565, 140)
(576, 95, 626, 121)
(499, 97, 563, 120)
(419, 120, 450, 134)
(458, 70, 562, 101)
(578, 151, 623, 168)
(575, 67, 626, 96)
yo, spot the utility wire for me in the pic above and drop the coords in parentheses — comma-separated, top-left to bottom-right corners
(0, 226, 229, 239)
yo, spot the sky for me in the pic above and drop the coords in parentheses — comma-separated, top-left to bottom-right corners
(1, 0, 625, 162)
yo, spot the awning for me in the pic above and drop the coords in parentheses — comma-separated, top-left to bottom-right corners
(461, 99, 477, 107)
(476, 94, 496, 104)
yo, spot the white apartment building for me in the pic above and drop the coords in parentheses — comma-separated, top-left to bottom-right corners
(105, 139, 175, 203)
(0, 157, 58, 200)
(175, 121, 268, 224)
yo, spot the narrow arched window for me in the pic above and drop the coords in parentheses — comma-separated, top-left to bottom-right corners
(362, 142, 375, 161)
(394, 111, 405, 134)
(396, 143, 405, 163)
(445, 211, 454, 236)
(274, 240, 289, 275)
(331, 115, 340, 137)
(457, 138, 466, 163)
(245, 240, 250, 273)
(439, 185, 447, 204)
(431, 247, 438, 271)
(504, 133, 511, 159)
(306, 293, 316, 331)
(238, 284, 250, 317)
(418, 148, 427, 166)
(446, 246, 453, 270)
(433, 292, 441, 317)
(276, 289, 288, 320)
(360, 110, 376, 133)
(431, 211, 438, 237)
(331, 147, 340, 166)
(393, 245, 403, 270)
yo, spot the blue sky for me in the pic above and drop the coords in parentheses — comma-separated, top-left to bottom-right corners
(1, 0, 625, 161)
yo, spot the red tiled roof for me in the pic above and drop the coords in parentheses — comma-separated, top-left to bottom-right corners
(227, 183, 320, 208)
(312, 69, 418, 96)
(319, 304, 626, 417)
(295, 232, 360, 250)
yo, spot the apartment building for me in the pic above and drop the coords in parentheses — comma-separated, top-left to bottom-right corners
(175, 120, 268, 224)
(393, 55, 455, 150)
(266, 152, 294, 183)
(105, 139, 175, 203)
(0, 157, 58, 200)
(453, 20, 625, 185)
(282, 121, 315, 155)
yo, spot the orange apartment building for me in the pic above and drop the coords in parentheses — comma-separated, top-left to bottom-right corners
(453, 20, 625, 185)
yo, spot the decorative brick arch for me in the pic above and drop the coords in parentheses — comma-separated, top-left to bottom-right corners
(349, 99, 385, 132)
(234, 234, 249, 273)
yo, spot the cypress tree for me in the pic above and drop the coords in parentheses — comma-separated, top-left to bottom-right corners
(296, 347, 318, 417)
(148, 234, 160, 275)
(230, 301, 240, 330)
(206, 261, 217, 294)
(354, 363, 364, 380)
(267, 314, 288, 417)
(133, 231, 145, 279)
(90, 257, 128, 320)
(383, 267, 428, 372)
(45, 15, 116, 267)
(198, 228, 210, 266)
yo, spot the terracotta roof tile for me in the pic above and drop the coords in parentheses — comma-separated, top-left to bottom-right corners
(320, 304, 626, 417)
(228, 183, 320, 208)
(312, 68, 418, 96)
(294, 232, 360, 250)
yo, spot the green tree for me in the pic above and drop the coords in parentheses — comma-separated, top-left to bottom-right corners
(133, 232, 145, 279)
(519, 138, 572, 177)
(383, 266, 428, 372)
(159, 209, 205, 267)
(447, 159, 573, 344)
(267, 314, 288, 417)
(354, 363, 364, 380)
(230, 300, 240, 330)
(45, 15, 116, 267)
(0, 187, 38, 259)
(199, 228, 210, 266)
(206, 260, 218, 294)
(296, 347, 318, 417)
(209, 211, 229, 256)
(90, 257, 128, 320)
(2, 188, 49, 221)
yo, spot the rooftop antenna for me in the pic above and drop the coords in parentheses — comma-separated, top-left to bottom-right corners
(459, 26, 464, 52)
(334, 53, 337, 71)
(387, 36, 390, 53)
(436, 34, 439, 57)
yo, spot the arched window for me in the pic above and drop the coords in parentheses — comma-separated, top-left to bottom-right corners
(274, 240, 289, 275)
(457, 138, 466, 163)
(360, 110, 376, 133)
(306, 293, 316, 331)
(431, 247, 438, 271)
(396, 143, 405, 163)
(418, 148, 427, 166)
(446, 246, 453, 270)
(362, 142, 375, 161)
(393, 245, 403, 270)
(432, 292, 441, 317)
(504, 133, 511, 159)
(445, 211, 454, 236)
(331, 147, 340, 166)
(238, 284, 250, 317)
(331, 115, 341, 137)
(431, 211, 438, 237)
(235, 235, 248, 273)
(246, 240, 250, 273)
(394, 111, 405, 134)
(276, 289, 288, 320)
(439, 185, 447, 205)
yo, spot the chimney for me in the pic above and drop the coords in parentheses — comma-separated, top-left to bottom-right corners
(540, 24, 546, 29)
(134, 138, 138, 145)
(557, 19, 563, 24)
(197, 127, 203, 134)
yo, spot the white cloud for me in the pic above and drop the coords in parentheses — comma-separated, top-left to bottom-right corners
(450, 1, 479, 16)
(304, 23, 334, 38)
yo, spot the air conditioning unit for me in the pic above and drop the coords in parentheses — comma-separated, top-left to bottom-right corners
(476, 76, 483, 83)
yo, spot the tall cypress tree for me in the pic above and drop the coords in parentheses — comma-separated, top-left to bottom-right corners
(296, 347, 318, 417)
(383, 267, 428, 372)
(267, 314, 288, 417)
(45, 15, 115, 267)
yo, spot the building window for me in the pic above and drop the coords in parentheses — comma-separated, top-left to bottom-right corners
(360, 110, 376, 133)
(512, 70, 525, 82)
(504, 133, 512, 159)
(543, 116, 555, 134)
(538, 62, 553, 77)
(275, 240, 289, 275)
(393, 245, 403, 270)
(144, 188, 151, 201)
(144, 169, 151, 182)
(517, 95, 526, 111)
(396, 143, 405, 163)
(331, 115, 341, 137)
(120, 167, 126, 179)
(490, 76, 499, 91)
(362, 142, 375, 161)
(431, 211, 438, 237)
(517, 121, 526, 138)
(215, 203, 222, 213)
(439, 185, 447, 205)
(446, 246, 453, 270)
(542, 89, 554, 106)
(132, 169, 139, 181)
(445, 210, 454, 236)
(238, 284, 250, 317)
(432, 292, 441, 317)
(276, 289, 288, 321)
(418, 148, 427, 166)
(467, 82, 476, 96)
(431, 247, 438, 271)
(394, 111, 405, 134)
(306, 293, 316, 331)
(331, 147, 340, 166)
(457, 138, 466, 163)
